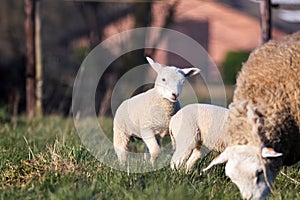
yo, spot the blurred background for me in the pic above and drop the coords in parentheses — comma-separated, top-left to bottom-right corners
(1, 0, 300, 122)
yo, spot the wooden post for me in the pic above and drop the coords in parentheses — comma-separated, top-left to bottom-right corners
(260, 0, 272, 44)
(35, 0, 43, 117)
(24, 0, 36, 119)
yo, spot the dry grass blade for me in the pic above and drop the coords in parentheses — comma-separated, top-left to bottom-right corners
(23, 136, 36, 160)
(280, 171, 300, 186)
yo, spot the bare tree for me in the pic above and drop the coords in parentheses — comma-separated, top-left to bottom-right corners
(73, 1, 178, 119)
(24, 0, 36, 119)
(35, 0, 43, 117)
(75, 2, 104, 49)
(98, 2, 153, 120)
(98, 2, 180, 119)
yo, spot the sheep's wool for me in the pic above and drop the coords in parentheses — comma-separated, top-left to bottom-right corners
(227, 31, 300, 166)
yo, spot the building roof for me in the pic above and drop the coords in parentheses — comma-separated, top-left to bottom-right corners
(152, 0, 286, 66)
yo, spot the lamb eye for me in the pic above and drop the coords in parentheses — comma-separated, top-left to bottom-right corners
(255, 170, 263, 183)
(256, 170, 263, 177)
(162, 78, 166, 82)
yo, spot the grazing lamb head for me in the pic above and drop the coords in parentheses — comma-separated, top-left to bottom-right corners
(203, 145, 283, 200)
(146, 57, 200, 102)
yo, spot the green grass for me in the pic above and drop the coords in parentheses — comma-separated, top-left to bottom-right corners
(0, 116, 299, 199)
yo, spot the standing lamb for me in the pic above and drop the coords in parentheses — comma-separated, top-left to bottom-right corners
(169, 104, 229, 172)
(204, 31, 300, 200)
(113, 57, 200, 164)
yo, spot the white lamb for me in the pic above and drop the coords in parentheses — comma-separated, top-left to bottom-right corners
(113, 57, 200, 164)
(203, 31, 300, 200)
(169, 104, 229, 172)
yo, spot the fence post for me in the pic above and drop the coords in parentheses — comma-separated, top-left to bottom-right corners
(260, 0, 272, 43)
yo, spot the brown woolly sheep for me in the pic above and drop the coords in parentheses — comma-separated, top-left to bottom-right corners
(204, 31, 300, 200)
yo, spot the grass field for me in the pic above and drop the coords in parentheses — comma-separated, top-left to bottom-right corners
(0, 116, 299, 199)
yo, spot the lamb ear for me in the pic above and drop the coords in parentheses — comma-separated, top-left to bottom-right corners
(180, 68, 201, 78)
(246, 103, 265, 135)
(261, 147, 283, 158)
(203, 150, 229, 172)
(146, 57, 163, 73)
